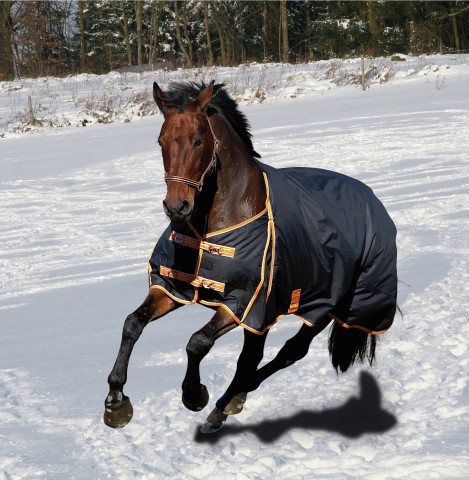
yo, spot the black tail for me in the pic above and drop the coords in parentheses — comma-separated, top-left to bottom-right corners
(328, 322, 377, 373)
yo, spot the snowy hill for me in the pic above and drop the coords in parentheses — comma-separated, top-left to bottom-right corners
(1, 55, 469, 479)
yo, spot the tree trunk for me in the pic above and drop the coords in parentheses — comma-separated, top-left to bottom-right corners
(182, 1, 193, 66)
(281, 0, 289, 63)
(121, 1, 132, 66)
(136, 0, 143, 65)
(78, 0, 86, 73)
(0, 0, 15, 80)
(173, 0, 192, 67)
(204, 1, 213, 66)
(451, 9, 460, 53)
(149, 0, 162, 65)
(367, 0, 380, 56)
(211, 3, 227, 66)
(263, 1, 268, 61)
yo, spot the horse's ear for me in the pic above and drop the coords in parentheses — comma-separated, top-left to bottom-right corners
(153, 82, 175, 118)
(191, 80, 215, 113)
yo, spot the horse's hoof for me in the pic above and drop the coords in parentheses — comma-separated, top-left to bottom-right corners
(182, 384, 209, 412)
(200, 407, 228, 434)
(103, 395, 133, 428)
(223, 392, 247, 415)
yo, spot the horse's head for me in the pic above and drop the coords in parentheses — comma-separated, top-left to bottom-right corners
(153, 81, 216, 223)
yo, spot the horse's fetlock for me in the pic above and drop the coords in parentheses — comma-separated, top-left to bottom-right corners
(108, 374, 123, 390)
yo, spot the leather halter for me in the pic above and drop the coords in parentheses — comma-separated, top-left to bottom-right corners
(164, 116, 219, 193)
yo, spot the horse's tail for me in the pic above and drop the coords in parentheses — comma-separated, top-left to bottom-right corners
(328, 322, 377, 373)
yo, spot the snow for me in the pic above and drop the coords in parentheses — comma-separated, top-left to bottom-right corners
(1, 55, 469, 479)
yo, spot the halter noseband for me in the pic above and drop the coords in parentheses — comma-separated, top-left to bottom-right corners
(164, 117, 219, 193)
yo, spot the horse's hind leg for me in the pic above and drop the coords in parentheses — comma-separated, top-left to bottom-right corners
(215, 329, 268, 413)
(252, 318, 331, 388)
(216, 318, 331, 414)
(201, 329, 268, 433)
(104, 288, 178, 428)
(182, 308, 237, 412)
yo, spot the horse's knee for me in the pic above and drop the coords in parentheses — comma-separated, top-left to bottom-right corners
(186, 330, 214, 360)
(122, 313, 145, 341)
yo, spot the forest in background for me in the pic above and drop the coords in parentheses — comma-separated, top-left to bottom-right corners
(1, 1, 468, 80)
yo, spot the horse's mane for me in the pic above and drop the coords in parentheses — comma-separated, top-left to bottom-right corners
(163, 81, 260, 158)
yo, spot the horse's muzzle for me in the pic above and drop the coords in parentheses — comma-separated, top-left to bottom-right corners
(163, 199, 192, 223)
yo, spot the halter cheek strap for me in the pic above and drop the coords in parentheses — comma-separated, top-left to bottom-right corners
(164, 117, 219, 193)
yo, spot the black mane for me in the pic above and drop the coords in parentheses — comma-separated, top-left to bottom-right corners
(163, 81, 260, 158)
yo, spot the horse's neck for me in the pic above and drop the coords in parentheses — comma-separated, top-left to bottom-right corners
(202, 114, 266, 233)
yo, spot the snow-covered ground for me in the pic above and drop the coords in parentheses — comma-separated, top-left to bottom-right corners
(1, 55, 468, 479)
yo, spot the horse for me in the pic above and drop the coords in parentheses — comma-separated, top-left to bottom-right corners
(104, 81, 397, 433)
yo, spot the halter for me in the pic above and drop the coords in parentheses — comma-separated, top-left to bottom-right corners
(164, 116, 220, 193)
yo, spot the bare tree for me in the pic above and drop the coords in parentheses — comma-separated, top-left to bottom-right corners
(367, 0, 380, 56)
(204, 1, 213, 66)
(281, 0, 289, 63)
(120, 1, 132, 66)
(136, 0, 143, 65)
(149, 0, 163, 65)
(173, 0, 192, 67)
(78, 0, 86, 72)
(0, 0, 15, 80)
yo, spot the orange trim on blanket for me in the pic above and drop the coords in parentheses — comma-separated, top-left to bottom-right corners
(149, 285, 198, 305)
(203, 207, 268, 239)
(327, 312, 389, 335)
(264, 172, 275, 300)
(241, 203, 272, 322)
(198, 300, 281, 336)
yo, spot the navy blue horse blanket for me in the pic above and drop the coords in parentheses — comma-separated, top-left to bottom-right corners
(149, 162, 397, 335)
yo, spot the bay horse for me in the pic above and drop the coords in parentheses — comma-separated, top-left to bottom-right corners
(104, 81, 397, 433)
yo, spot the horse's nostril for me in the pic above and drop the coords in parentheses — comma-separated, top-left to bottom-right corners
(163, 199, 192, 222)
(177, 201, 190, 215)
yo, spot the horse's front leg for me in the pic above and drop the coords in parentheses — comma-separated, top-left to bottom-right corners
(181, 308, 237, 412)
(104, 288, 178, 428)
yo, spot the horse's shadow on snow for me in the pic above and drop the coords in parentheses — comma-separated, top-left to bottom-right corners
(194, 371, 396, 444)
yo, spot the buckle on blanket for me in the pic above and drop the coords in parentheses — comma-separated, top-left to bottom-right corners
(169, 231, 235, 258)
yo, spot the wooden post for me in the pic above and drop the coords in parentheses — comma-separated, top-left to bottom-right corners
(28, 95, 36, 125)
(361, 55, 366, 91)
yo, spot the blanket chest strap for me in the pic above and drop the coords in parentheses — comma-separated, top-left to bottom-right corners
(159, 266, 225, 293)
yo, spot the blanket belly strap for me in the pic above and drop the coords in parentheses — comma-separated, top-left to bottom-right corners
(159, 266, 225, 293)
(169, 231, 235, 258)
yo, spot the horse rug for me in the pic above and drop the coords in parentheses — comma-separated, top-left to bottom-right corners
(149, 161, 397, 335)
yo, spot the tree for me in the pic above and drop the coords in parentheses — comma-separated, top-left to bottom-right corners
(204, 1, 213, 66)
(173, 0, 192, 67)
(11, 1, 68, 77)
(281, 0, 289, 62)
(136, 0, 143, 64)
(1, 1, 466, 79)
(78, 0, 86, 72)
(0, 0, 15, 80)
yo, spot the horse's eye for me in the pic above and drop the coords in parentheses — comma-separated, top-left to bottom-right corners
(194, 138, 202, 147)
